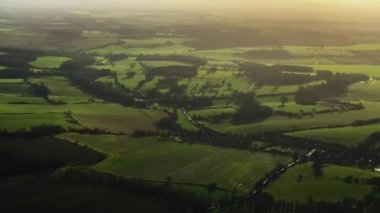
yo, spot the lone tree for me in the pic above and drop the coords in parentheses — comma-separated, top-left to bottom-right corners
(280, 96, 288, 107)
(206, 183, 218, 193)
(312, 151, 324, 177)
(30, 83, 50, 99)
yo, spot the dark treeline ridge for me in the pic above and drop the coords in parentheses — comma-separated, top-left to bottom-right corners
(0, 136, 105, 177)
(295, 71, 368, 104)
(0, 47, 42, 68)
(217, 192, 380, 213)
(53, 166, 209, 213)
(137, 54, 207, 66)
(0, 47, 74, 69)
(231, 92, 273, 124)
(146, 65, 199, 78)
(0, 68, 29, 79)
(60, 60, 137, 107)
(240, 62, 316, 86)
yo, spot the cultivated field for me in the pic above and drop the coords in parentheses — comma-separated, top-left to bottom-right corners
(57, 133, 291, 193)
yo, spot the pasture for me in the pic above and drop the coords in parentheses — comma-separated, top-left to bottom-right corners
(57, 133, 291, 193)
(264, 162, 380, 202)
(29, 76, 95, 103)
(0, 113, 79, 132)
(176, 110, 198, 131)
(30, 56, 71, 69)
(287, 123, 380, 147)
(345, 80, 380, 101)
(0, 103, 167, 133)
(206, 101, 380, 134)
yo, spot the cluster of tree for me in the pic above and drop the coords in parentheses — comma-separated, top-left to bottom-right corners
(239, 49, 292, 59)
(55, 166, 209, 213)
(0, 68, 29, 80)
(231, 92, 273, 124)
(240, 62, 315, 86)
(137, 55, 207, 66)
(352, 118, 380, 127)
(156, 77, 178, 89)
(29, 83, 50, 99)
(162, 95, 213, 109)
(312, 151, 324, 177)
(105, 53, 128, 62)
(146, 65, 198, 79)
(0, 124, 66, 139)
(295, 71, 368, 105)
(45, 27, 82, 40)
(193, 113, 234, 123)
(60, 60, 136, 107)
(0, 48, 41, 68)
(154, 112, 181, 131)
(352, 132, 380, 168)
(218, 192, 376, 213)
(275, 102, 364, 118)
(0, 136, 105, 177)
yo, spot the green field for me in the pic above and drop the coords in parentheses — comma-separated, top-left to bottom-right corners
(287, 123, 380, 147)
(0, 103, 166, 133)
(29, 76, 94, 103)
(345, 80, 380, 101)
(0, 79, 24, 84)
(93, 57, 146, 90)
(264, 162, 380, 202)
(57, 133, 290, 193)
(176, 110, 198, 131)
(30, 56, 71, 69)
(0, 113, 79, 132)
(206, 101, 380, 134)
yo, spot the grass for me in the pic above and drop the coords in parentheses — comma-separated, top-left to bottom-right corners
(176, 109, 198, 131)
(30, 56, 71, 69)
(0, 113, 79, 132)
(93, 57, 146, 90)
(0, 95, 46, 104)
(264, 162, 380, 202)
(57, 133, 290, 193)
(0, 79, 24, 84)
(287, 123, 380, 147)
(0, 83, 30, 95)
(0, 103, 166, 133)
(345, 80, 380, 101)
(29, 76, 94, 103)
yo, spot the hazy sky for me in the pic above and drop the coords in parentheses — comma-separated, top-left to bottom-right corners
(0, 0, 377, 9)
(0, 0, 379, 20)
